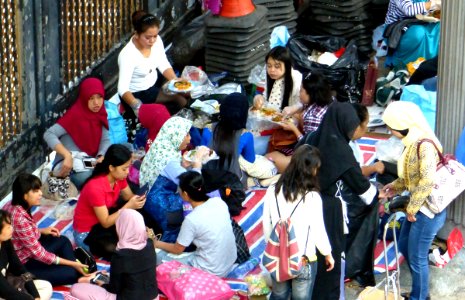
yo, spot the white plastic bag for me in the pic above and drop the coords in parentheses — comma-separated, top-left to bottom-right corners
(181, 66, 215, 98)
(247, 64, 266, 88)
(376, 136, 404, 163)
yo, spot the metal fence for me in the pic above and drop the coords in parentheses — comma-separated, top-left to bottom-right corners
(0, 0, 22, 148)
(61, 0, 144, 91)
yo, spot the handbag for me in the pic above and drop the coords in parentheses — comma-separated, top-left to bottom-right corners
(268, 128, 297, 152)
(157, 260, 234, 300)
(5, 272, 35, 299)
(74, 247, 97, 273)
(40, 170, 78, 201)
(417, 139, 465, 214)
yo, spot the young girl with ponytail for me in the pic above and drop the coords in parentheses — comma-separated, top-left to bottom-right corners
(72, 144, 146, 259)
(153, 171, 237, 277)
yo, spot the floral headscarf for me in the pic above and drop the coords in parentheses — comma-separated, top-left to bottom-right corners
(139, 116, 192, 189)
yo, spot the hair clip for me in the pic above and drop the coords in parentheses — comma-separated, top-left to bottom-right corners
(141, 15, 156, 23)
(305, 72, 312, 80)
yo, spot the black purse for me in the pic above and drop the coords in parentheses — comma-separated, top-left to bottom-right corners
(5, 272, 35, 299)
(74, 247, 97, 273)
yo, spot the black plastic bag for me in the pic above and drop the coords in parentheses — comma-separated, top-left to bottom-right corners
(288, 35, 365, 102)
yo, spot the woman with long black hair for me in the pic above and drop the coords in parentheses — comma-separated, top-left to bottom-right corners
(72, 144, 146, 259)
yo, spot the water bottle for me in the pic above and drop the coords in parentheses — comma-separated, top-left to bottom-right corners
(227, 257, 260, 279)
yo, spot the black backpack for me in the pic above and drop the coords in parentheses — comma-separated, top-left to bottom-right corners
(202, 168, 246, 217)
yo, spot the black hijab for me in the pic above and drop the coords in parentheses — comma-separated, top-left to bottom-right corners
(305, 102, 361, 191)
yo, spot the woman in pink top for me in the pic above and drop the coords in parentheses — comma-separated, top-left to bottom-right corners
(73, 144, 146, 259)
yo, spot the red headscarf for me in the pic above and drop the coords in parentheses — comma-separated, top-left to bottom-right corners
(57, 77, 109, 157)
(138, 104, 171, 152)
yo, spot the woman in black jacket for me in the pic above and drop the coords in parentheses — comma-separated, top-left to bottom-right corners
(70, 209, 158, 300)
(0, 209, 52, 300)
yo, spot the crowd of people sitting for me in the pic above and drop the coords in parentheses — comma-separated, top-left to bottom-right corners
(1, 3, 446, 300)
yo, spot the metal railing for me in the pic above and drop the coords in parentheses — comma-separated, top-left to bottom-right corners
(0, 0, 22, 148)
(60, 0, 144, 91)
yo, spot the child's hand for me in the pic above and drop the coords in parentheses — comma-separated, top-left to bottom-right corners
(253, 95, 265, 109)
(280, 119, 297, 131)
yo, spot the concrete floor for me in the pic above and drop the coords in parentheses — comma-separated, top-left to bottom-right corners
(345, 248, 465, 299)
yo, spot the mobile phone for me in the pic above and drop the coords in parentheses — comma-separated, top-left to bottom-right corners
(93, 272, 110, 284)
(82, 158, 95, 169)
(138, 183, 149, 197)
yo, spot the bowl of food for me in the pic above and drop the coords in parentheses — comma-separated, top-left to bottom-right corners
(184, 146, 218, 164)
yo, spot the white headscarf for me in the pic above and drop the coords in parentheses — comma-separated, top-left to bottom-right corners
(382, 101, 442, 176)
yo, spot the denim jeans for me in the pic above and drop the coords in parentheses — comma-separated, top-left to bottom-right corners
(270, 261, 318, 300)
(73, 230, 90, 252)
(156, 249, 195, 266)
(398, 209, 446, 300)
(70, 170, 92, 190)
(25, 235, 80, 285)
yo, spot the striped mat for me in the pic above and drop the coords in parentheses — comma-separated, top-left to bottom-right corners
(1, 134, 400, 299)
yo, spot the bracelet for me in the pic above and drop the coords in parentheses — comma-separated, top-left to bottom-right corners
(55, 256, 60, 265)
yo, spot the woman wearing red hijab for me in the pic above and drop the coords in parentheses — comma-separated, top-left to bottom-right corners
(138, 103, 170, 152)
(44, 77, 111, 190)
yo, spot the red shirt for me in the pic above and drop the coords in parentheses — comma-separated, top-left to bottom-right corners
(4, 203, 56, 265)
(73, 175, 128, 233)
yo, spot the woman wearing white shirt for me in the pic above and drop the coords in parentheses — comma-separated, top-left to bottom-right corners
(263, 145, 334, 300)
(118, 11, 187, 118)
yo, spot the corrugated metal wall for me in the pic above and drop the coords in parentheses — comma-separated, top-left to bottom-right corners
(436, 1, 465, 228)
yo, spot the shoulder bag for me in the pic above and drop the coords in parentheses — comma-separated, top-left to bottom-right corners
(417, 139, 465, 214)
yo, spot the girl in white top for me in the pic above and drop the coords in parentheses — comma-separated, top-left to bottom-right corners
(263, 144, 334, 300)
(253, 46, 303, 114)
(118, 11, 187, 117)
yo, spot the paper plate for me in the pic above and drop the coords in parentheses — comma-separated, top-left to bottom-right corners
(167, 79, 198, 93)
(184, 147, 218, 164)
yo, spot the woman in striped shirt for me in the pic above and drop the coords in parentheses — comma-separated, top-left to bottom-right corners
(384, 0, 441, 68)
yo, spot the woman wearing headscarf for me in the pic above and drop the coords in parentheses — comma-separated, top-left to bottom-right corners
(304, 102, 379, 300)
(43, 77, 110, 190)
(381, 101, 445, 300)
(139, 116, 209, 243)
(70, 209, 158, 300)
(138, 104, 171, 152)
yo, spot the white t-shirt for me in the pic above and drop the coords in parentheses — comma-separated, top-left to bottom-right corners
(177, 197, 237, 277)
(117, 36, 172, 96)
(262, 186, 332, 259)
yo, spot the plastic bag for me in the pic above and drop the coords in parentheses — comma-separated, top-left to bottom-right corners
(270, 26, 290, 49)
(400, 85, 437, 130)
(375, 136, 404, 164)
(54, 199, 77, 220)
(181, 66, 215, 99)
(175, 108, 195, 121)
(243, 274, 271, 296)
(288, 35, 365, 102)
(247, 64, 266, 88)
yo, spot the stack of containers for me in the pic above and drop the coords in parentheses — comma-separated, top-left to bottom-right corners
(299, 0, 375, 55)
(205, 5, 270, 83)
(253, 0, 298, 34)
